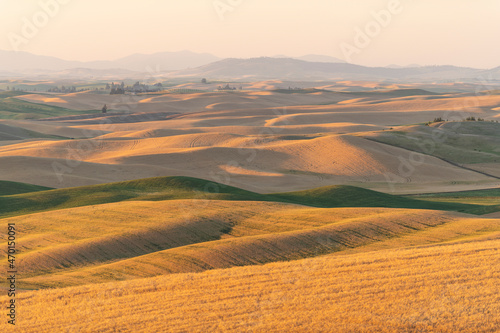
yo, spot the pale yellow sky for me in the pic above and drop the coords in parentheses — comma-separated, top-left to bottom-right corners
(1, 0, 499, 68)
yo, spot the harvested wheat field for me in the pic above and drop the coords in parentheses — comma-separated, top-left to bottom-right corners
(1, 80, 500, 332)
(1, 88, 500, 193)
(3, 235, 498, 332)
(5, 199, 483, 289)
(0, 174, 499, 331)
(2, 1, 500, 331)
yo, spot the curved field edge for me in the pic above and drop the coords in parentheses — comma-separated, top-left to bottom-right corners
(362, 121, 500, 166)
(0, 92, 99, 120)
(409, 187, 500, 206)
(0, 176, 497, 220)
(0, 180, 52, 196)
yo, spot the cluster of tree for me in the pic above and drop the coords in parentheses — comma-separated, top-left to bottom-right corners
(47, 85, 77, 93)
(6, 86, 33, 92)
(426, 116, 499, 126)
(217, 83, 242, 91)
(465, 116, 484, 121)
(425, 117, 455, 126)
(109, 82, 126, 95)
(107, 81, 163, 95)
(464, 117, 498, 123)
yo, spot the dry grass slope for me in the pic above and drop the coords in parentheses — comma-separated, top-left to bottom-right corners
(1, 90, 499, 193)
(1, 197, 497, 289)
(1, 86, 499, 331)
(4, 235, 498, 332)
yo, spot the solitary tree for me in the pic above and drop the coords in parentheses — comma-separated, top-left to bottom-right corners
(102, 104, 108, 114)
(201, 78, 207, 84)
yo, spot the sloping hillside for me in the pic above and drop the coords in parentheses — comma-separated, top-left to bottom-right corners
(0, 176, 493, 219)
(6, 235, 499, 332)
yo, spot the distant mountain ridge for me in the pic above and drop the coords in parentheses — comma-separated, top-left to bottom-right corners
(168, 57, 497, 81)
(0, 50, 221, 72)
(273, 54, 346, 63)
(0, 50, 348, 72)
(0, 50, 499, 81)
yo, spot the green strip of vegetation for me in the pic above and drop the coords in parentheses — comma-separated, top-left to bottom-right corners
(0, 95, 98, 120)
(0, 180, 53, 196)
(1, 176, 497, 219)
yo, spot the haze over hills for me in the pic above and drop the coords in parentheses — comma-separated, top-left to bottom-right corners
(0, 50, 347, 72)
(2, 50, 500, 81)
(0, 49, 221, 72)
(168, 57, 497, 81)
(273, 54, 347, 63)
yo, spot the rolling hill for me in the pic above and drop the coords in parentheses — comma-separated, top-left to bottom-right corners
(0, 176, 497, 291)
(364, 121, 500, 178)
(0, 90, 98, 120)
(4, 231, 499, 332)
(0, 176, 496, 220)
(0, 180, 52, 196)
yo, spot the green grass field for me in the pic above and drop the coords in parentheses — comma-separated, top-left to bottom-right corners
(0, 92, 98, 119)
(365, 122, 500, 164)
(0, 91, 32, 98)
(0, 180, 52, 196)
(1, 176, 498, 220)
(0, 123, 69, 140)
(410, 188, 500, 206)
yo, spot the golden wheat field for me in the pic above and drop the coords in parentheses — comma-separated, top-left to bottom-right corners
(2, 88, 500, 194)
(0, 0, 500, 333)
(3, 1, 500, 331)
(4, 200, 490, 289)
(0, 190, 499, 332)
(1, 81, 500, 332)
(2, 235, 498, 333)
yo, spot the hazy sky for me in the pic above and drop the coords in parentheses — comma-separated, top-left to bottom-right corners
(1, 0, 499, 68)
